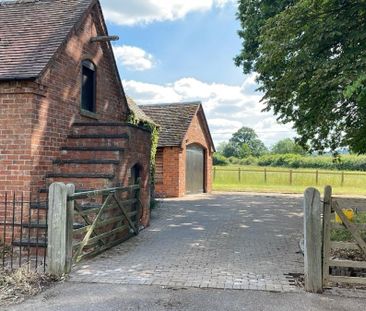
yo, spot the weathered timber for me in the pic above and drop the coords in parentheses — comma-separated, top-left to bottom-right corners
(112, 193, 138, 235)
(75, 233, 133, 262)
(72, 193, 113, 261)
(332, 197, 366, 211)
(77, 224, 129, 248)
(329, 275, 366, 285)
(304, 187, 323, 293)
(47, 183, 68, 276)
(329, 259, 366, 269)
(330, 241, 361, 250)
(73, 211, 137, 236)
(69, 186, 139, 200)
(322, 185, 332, 286)
(90, 35, 119, 42)
(65, 184, 75, 274)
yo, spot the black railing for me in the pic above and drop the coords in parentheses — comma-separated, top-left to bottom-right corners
(0, 192, 48, 272)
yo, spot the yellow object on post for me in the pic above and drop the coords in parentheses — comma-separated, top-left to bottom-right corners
(335, 209, 354, 224)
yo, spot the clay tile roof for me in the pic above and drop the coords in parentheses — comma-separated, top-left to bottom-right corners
(140, 102, 201, 148)
(0, 0, 94, 80)
(126, 97, 157, 126)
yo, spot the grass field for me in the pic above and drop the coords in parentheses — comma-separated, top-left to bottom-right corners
(213, 165, 366, 196)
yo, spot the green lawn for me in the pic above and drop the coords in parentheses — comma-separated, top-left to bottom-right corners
(213, 165, 366, 196)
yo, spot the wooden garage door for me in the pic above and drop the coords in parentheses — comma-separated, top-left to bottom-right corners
(186, 144, 204, 194)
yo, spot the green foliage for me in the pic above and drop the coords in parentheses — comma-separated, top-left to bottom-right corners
(127, 111, 159, 184)
(235, 0, 294, 73)
(223, 127, 268, 157)
(213, 153, 366, 171)
(235, 0, 366, 153)
(213, 153, 229, 166)
(331, 212, 366, 241)
(257, 154, 366, 171)
(271, 138, 306, 155)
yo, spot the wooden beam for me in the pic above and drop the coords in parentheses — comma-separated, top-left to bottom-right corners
(322, 185, 332, 286)
(304, 187, 323, 293)
(90, 35, 119, 43)
(47, 183, 68, 277)
(65, 184, 75, 274)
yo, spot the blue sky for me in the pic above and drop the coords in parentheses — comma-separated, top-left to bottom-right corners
(100, 0, 295, 147)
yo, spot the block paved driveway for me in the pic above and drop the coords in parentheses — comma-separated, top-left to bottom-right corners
(70, 192, 304, 292)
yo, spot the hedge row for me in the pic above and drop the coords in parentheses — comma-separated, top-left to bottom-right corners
(213, 153, 366, 171)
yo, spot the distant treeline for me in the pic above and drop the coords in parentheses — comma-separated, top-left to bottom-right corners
(213, 153, 366, 171)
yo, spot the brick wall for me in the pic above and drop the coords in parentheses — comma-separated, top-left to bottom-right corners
(0, 3, 152, 248)
(0, 5, 128, 192)
(155, 147, 182, 197)
(27, 6, 128, 193)
(119, 125, 152, 226)
(0, 4, 151, 216)
(0, 81, 42, 195)
(155, 109, 213, 197)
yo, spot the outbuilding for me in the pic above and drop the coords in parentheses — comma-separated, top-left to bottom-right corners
(141, 102, 215, 197)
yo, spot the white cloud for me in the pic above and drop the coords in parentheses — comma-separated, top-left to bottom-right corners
(113, 45, 155, 71)
(123, 76, 296, 146)
(100, 0, 235, 26)
(123, 80, 182, 103)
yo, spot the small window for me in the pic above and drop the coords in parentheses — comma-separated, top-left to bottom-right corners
(130, 164, 141, 185)
(81, 60, 96, 113)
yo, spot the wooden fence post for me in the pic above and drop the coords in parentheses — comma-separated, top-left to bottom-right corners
(315, 170, 319, 185)
(47, 182, 68, 277)
(213, 167, 216, 181)
(322, 185, 332, 286)
(304, 187, 323, 293)
(289, 170, 293, 185)
(341, 171, 344, 187)
(65, 184, 75, 274)
(264, 168, 267, 183)
(238, 167, 241, 182)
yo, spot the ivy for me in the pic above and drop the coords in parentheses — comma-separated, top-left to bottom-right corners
(127, 111, 159, 185)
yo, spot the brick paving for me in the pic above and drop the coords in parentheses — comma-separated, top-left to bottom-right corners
(70, 192, 304, 292)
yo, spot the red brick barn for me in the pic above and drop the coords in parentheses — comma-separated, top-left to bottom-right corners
(141, 102, 215, 197)
(0, 0, 152, 225)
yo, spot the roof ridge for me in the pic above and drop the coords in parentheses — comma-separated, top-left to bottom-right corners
(0, 0, 40, 5)
(139, 101, 201, 107)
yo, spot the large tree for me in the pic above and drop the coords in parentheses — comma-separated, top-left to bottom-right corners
(223, 127, 268, 157)
(235, 0, 366, 153)
(271, 138, 306, 155)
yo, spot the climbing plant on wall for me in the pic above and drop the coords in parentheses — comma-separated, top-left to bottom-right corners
(127, 112, 159, 185)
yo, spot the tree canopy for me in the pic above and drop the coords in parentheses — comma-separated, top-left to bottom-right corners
(271, 138, 306, 155)
(235, 0, 366, 153)
(222, 127, 268, 157)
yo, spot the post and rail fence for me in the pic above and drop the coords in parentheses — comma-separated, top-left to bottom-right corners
(213, 167, 365, 187)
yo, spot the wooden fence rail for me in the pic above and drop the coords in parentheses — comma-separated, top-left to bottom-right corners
(213, 167, 366, 186)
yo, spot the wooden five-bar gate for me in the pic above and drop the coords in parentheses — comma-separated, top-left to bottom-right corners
(322, 187, 366, 286)
(47, 181, 141, 276)
(1, 181, 142, 275)
(304, 186, 366, 293)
